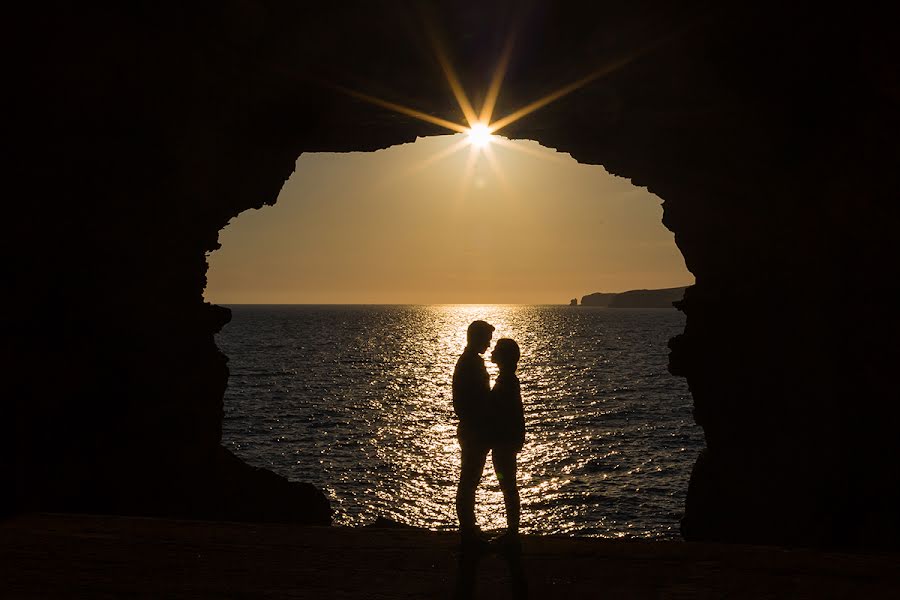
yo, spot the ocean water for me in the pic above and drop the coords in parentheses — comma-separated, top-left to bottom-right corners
(216, 305, 702, 538)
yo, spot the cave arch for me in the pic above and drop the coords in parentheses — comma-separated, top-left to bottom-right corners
(12, 2, 899, 548)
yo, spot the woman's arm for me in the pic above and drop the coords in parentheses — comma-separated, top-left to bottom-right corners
(515, 380, 525, 451)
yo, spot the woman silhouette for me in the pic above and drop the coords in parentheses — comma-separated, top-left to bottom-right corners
(488, 338, 525, 546)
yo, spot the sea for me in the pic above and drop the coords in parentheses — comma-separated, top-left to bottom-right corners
(216, 305, 702, 538)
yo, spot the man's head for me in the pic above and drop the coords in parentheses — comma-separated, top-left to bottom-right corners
(466, 320, 495, 354)
(491, 338, 520, 371)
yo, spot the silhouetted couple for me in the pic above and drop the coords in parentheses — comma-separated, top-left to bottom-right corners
(453, 320, 525, 550)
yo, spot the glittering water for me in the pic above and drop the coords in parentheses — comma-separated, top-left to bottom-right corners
(217, 305, 702, 538)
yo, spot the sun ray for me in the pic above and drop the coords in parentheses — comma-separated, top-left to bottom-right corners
(478, 31, 516, 125)
(367, 135, 471, 191)
(486, 55, 635, 133)
(488, 30, 685, 134)
(482, 144, 511, 198)
(428, 32, 480, 127)
(454, 145, 480, 209)
(335, 85, 468, 134)
(401, 136, 471, 178)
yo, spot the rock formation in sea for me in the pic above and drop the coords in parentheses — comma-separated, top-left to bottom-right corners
(581, 287, 686, 308)
(8, 2, 899, 547)
(580, 292, 617, 307)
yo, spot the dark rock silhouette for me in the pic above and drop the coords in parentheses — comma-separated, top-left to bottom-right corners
(582, 286, 687, 308)
(569, 298, 578, 306)
(579, 292, 617, 306)
(610, 287, 685, 308)
(8, 1, 900, 547)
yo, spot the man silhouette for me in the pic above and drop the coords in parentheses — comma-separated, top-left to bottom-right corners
(453, 319, 495, 546)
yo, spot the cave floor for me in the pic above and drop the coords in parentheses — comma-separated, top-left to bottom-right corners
(2, 513, 898, 599)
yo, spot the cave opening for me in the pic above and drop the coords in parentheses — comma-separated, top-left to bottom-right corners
(8, 0, 896, 559)
(204, 133, 698, 537)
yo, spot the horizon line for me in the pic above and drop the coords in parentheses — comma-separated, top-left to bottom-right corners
(213, 302, 573, 306)
(211, 302, 683, 307)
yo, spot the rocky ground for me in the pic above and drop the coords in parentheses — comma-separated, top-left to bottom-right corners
(3, 513, 899, 598)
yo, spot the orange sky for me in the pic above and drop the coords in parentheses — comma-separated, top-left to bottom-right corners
(204, 134, 693, 304)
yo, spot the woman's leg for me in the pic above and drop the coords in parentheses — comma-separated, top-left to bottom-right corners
(492, 447, 520, 534)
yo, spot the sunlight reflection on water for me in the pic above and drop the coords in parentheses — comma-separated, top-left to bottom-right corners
(217, 305, 701, 538)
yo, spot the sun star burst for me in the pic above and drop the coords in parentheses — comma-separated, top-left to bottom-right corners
(334, 19, 681, 196)
(467, 123, 493, 148)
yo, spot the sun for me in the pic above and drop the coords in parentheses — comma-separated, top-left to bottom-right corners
(466, 123, 493, 148)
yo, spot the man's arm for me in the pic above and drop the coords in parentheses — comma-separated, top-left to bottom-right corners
(452, 355, 489, 420)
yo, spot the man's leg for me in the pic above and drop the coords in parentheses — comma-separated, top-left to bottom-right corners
(456, 438, 489, 534)
(492, 447, 520, 535)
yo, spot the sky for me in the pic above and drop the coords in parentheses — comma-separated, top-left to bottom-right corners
(204, 134, 693, 304)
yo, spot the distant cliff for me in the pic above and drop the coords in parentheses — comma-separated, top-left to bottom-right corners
(580, 286, 687, 308)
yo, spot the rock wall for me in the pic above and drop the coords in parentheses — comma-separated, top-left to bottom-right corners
(9, 1, 899, 545)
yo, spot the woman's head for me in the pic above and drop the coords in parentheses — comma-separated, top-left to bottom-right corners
(490, 338, 520, 369)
